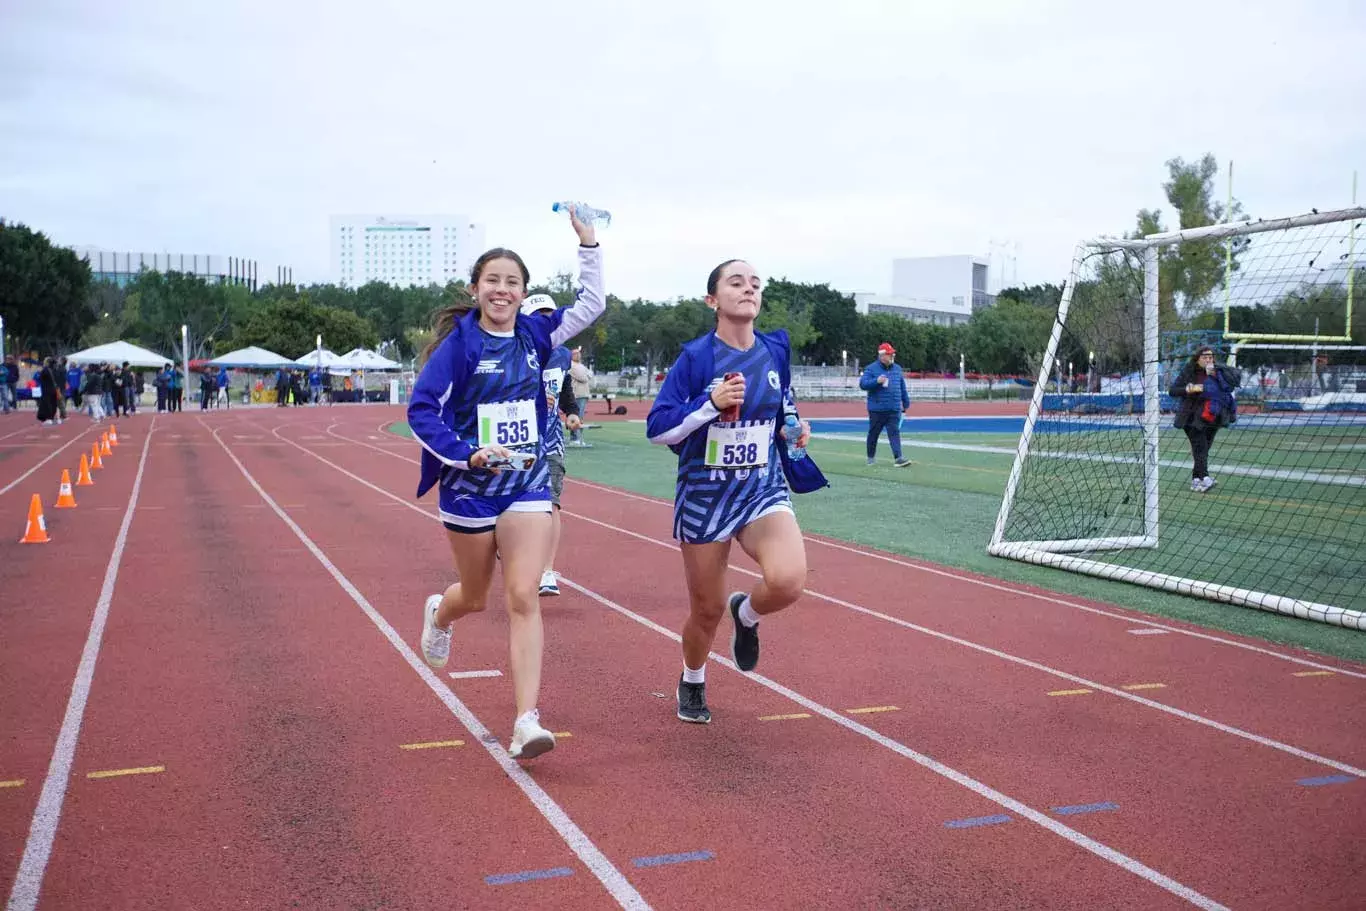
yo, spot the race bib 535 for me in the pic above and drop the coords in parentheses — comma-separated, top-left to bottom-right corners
(477, 399, 538, 449)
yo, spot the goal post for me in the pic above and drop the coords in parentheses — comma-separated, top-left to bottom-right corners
(988, 207, 1366, 631)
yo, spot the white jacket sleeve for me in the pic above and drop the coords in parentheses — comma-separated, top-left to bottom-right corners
(551, 246, 605, 348)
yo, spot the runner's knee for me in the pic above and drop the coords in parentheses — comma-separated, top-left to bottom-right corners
(686, 591, 726, 629)
(503, 578, 541, 616)
(764, 557, 806, 605)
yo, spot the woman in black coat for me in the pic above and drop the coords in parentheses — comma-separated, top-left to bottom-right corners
(1169, 346, 1240, 492)
(35, 358, 61, 424)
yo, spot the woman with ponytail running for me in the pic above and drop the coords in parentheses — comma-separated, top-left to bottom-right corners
(408, 209, 604, 759)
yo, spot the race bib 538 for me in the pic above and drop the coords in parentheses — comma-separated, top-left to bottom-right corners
(704, 420, 772, 469)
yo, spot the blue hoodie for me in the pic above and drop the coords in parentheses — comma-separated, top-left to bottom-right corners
(646, 328, 829, 494)
(407, 245, 605, 499)
(859, 359, 909, 412)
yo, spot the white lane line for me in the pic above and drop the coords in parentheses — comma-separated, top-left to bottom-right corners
(212, 423, 651, 911)
(562, 509, 1366, 780)
(0, 426, 100, 498)
(310, 432, 1366, 776)
(450, 670, 503, 679)
(0, 425, 44, 442)
(282, 428, 1230, 911)
(6, 421, 156, 911)
(557, 577, 1228, 911)
(326, 423, 410, 456)
(564, 477, 1366, 680)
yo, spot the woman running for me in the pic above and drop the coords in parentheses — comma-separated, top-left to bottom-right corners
(646, 259, 828, 724)
(408, 209, 603, 758)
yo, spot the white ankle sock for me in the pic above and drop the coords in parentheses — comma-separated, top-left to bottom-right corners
(516, 708, 539, 727)
(737, 595, 761, 628)
(682, 663, 705, 684)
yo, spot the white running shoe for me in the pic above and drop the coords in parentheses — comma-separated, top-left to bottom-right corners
(539, 570, 560, 596)
(1201, 476, 1217, 492)
(509, 709, 555, 759)
(420, 594, 450, 668)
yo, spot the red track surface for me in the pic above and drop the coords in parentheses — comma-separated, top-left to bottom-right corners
(2, 406, 1362, 910)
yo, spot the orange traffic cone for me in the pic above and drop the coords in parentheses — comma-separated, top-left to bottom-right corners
(101, 434, 112, 456)
(91, 442, 104, 470)
(20, 494, 50, 544)
(56, 470, 78, 508)
(77, 454, 95, 486)
(108, 425, 120, 446)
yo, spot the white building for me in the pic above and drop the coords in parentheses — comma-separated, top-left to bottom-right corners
(329, 214, 486, 289)
(854, 254, 995, 326)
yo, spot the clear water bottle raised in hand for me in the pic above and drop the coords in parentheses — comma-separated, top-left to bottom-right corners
(552, 201, 612, 226)
(783, 414, 807, 461)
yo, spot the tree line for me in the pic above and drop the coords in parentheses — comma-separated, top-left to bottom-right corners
(3, 152, 1360, 376)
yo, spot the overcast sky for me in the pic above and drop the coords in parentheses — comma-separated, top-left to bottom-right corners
(2, 0, 1363, 301)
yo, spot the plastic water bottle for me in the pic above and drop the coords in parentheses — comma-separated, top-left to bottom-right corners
(783, 414, 807, 461)
(552, 201, 611, 227)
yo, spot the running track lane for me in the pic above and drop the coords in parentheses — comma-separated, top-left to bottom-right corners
(548, 493, 1366, 909)
(322, 412, 1364, 909)
(344, 417, 1366, 760)
(0, 420, 148, 901)
(0, 420, 105, 501)
(261, 415, 1232, 909)
(558, 477, 1366, 763)
(9, 419, 632, 911)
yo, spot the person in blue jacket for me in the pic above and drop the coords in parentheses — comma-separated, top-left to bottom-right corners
(518, 293, 584, 598)
(407, 208, 603, 760)
(1168, 345, 1240, 492)
(66, 361, 84, 411)
(647, 259, 829, 724)
(859, 342, 912, 467)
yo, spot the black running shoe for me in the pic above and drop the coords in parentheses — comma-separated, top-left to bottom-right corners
(676, 674, 711, 724)
(729, 591, 760, 672)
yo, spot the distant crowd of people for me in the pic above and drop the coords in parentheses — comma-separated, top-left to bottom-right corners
(273, 367, 334, 406)
(2, 355, 149, 424)
(0, 354, 403, 420)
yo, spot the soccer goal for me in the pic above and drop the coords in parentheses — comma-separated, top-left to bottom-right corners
(988, 207, 1366, 630)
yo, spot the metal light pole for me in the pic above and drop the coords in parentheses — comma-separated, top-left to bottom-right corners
(181, 324, 189, 403)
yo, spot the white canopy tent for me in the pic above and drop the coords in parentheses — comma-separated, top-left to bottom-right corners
(64, 340, 171, 368)
(335, 347, 401, 370)
(294, 349, 344, 368)
(207, 346, 296, 369)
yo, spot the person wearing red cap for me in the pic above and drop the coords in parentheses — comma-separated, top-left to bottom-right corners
(859, 342, 912, 467)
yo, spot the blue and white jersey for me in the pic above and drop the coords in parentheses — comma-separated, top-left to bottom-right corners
(541, 345, 572, 458)
(672, 338, 788, 541)
(439, 330, 549, 498)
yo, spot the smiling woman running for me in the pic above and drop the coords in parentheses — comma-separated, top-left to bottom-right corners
(646, 259, 829, 724)
(408, 209, 603, 759)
